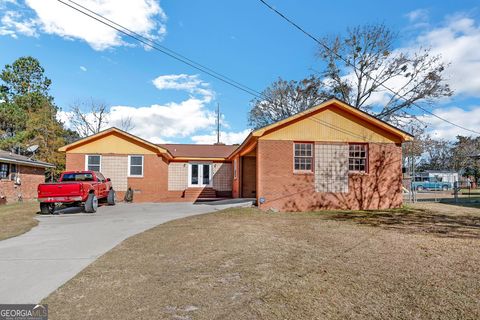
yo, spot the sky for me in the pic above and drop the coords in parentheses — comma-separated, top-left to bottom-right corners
(0, 0, 479, 144)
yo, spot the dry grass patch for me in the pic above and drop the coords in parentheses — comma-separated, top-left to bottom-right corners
(0, 202, 38, 241)
(44, 205, 480, 320)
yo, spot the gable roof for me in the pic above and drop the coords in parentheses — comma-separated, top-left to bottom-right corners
(158, 144, 237, 159)
(58, 127, 173, 158)
(229, 98, 414, 158)
(0, 149, 54, 168)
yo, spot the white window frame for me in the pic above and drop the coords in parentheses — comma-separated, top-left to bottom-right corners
(128, 155, 144, 178)
(188, 162, 212, 187)
(85, 155, 102, 172)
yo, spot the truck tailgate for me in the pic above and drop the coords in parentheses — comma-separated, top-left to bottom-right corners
(38, 183, 83, 198)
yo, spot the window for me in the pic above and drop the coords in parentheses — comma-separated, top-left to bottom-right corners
(349, 144, 368, 172)
(62, 173, 94, 182)
(86, 155, 101, 172)
(294, 143, 313, 172)
(233, 159, 237, 179)
(0, 162, 9, 179)
(128, 155, 144, 177)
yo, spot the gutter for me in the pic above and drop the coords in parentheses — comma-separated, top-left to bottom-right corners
(0, 157, 55, 168)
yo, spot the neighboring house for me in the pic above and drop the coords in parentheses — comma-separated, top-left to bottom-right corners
(0, 150, 54, 204)
(59, 98, 413, 210)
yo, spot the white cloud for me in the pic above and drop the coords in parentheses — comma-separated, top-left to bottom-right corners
(406, 9, 429, 22)
(152, 74, 214, 102)
(418, 105, 480, 140)
(0, 10, 38, 38)
(415, 14, 480, 97)
(58, 74, 246, 144)
(0, 0, 167, 50)
(191, 129, 251, 145)
(79, 65, 87, 72)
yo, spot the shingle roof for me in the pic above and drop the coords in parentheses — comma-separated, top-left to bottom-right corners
(0, 149, 54, 168)
(157, 144, 238, 159)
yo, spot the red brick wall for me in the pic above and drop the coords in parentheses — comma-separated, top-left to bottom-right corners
(257, 140, 403, 211)
(0, 165, 45, 203)
(65, 153, 85, 171)
(66, 153, 227, 202)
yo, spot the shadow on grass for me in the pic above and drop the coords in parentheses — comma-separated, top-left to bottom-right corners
(325, 208, 480, 239)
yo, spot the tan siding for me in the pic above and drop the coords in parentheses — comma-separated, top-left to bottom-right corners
(168, 162, 188, 191)
(260, 107, 401, 143)
(102, 156, 128, 191)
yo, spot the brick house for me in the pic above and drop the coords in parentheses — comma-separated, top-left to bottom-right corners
(59, 98, 413, 210)
(0, 150, 54, 204)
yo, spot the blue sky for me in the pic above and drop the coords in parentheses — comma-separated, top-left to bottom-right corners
(1, 0, 479, 143)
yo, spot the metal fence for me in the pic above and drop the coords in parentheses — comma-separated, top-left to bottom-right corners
(403, 177, 480, 205)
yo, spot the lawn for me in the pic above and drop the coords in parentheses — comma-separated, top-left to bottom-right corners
(0, 202, 38, 241)
(44, 204, 480, 320)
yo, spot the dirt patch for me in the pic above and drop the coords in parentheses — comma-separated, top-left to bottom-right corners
(0, 202, 38, 241)
(44, 206, 480, 320)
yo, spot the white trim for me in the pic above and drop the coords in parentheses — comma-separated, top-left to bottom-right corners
(128, 155, 144, 178)
(85, 154, 102, 172)
(187, 162, 212, 187)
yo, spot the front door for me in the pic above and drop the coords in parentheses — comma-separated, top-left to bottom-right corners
(189, 163, 212, 187)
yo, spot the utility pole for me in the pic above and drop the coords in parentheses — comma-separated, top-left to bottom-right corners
(216, 102, 220, 144)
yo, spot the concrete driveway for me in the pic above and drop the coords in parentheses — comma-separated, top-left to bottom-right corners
(0, 201, 253, 303)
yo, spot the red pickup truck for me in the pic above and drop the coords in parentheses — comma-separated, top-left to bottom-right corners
(37, 171, 116, 214)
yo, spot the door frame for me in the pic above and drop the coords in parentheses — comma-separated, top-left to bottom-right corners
(187, 162, 213, 187)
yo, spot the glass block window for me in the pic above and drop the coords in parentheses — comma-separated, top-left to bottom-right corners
(348, 144, 368, 172)
(129, 155, 144, 177)
(86, 155, 101, 172)
(294, 143, 313, 172)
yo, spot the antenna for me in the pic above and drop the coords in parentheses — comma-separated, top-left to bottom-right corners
(216, 102, 220, 144)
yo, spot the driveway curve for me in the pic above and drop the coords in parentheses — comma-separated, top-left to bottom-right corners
(0, 201, 252, 303)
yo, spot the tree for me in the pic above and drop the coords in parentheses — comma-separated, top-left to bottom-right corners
(0, 56, 72, 178)
(248, 76, 328, 128)
(318, 24, 453, 121)
(248, 24, 453, 129)
(68, 99, 109, 137)
(0, 56, 52, 102)
(451, 136, 480, 182)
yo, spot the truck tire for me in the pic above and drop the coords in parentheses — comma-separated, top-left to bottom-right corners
(84, 193, 98, 213)
(442, 185, 449, 191)
(40, 203, 55, 215)
(107, 189, 116, 205)
(416, 185, 424, 191)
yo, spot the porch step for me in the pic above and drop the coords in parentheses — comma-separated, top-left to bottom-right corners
(184, 187, 217, 200)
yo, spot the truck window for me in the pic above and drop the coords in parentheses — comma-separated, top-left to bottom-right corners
(62, 173, 94, 182)
(96, 172, 106, 182)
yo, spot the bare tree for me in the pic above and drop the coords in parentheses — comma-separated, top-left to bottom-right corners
(119, 116, 135, 132)
(318, 24, 453, 121)
(68, 99, 109, 137)
(248, 75, 328, 129)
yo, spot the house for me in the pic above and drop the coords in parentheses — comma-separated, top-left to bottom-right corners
(0, 149, 54, 204)
(59, 98, 413, 210)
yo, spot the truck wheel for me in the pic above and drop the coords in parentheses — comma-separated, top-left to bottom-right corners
(107, 189, 116, 206)
(416, 185, 424, 191)
(84, 193, 98, 213)
(40, 203, 55, 215)
(442, 185, 449, 191)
